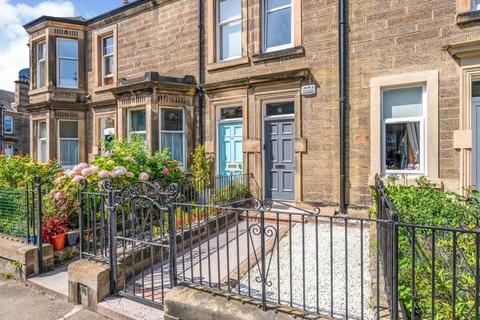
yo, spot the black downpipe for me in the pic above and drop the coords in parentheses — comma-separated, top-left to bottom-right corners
(197, 0, 205, 144)
(339, 0, 348, 214)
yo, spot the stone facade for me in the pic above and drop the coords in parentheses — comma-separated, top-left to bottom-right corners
(22, 0, 480, 208)
(0, 74, 30, 156)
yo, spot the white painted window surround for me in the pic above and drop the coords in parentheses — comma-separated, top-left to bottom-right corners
(370, 70, 439, 180)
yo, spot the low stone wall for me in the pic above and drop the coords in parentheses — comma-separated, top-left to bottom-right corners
(0, 236, 53, 281)
(164, 284, 321, 320)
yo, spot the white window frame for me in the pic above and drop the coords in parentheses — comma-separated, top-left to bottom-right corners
(216, 0, 242, 61)
(101, 35, 114, 85)
(3, 115, 13, 134)
(263, 0, 294, 53)
(159, 107, 186, 170)
(58, 120, 79, 169)
(36, 42, 46, 89)
(127, 108, 147, 141)
(472, 96, 480, 188)
(56, 38, 78, 89)
(38, 121, 47, 163)
(381, 85, 426, 175)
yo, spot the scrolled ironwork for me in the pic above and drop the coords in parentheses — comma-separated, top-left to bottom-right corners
(247, 222, 278, 288)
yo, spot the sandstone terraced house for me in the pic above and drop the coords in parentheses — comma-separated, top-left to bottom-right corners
(22, 0, 480, 209)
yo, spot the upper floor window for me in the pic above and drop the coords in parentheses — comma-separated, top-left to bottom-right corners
(382, 86, 425, 174)
(217, 0, 242, 61)
(57, 38, 78, 88)
(36, 42, 46, 89)
(58, 120, 79, 168)
(101, 35, 114, 85)
(263, 0, 293, 52)
(3, 115, 13, 134)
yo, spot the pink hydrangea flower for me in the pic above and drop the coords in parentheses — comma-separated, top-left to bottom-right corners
(55, 191, 64, 201)
(162, 168, 169, 175)
(72, 163, 88, 173)
(98, 170, 110, 179)
(139, 172, 149, 181)
(126, 172, 134, 178)
(72, 175, 83, 184)
(81, 168, 94, 176)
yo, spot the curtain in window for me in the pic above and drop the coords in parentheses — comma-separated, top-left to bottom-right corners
(60, 140, 79, 167)
(161, 132, 183, 169)
(407, 122, 420, 165)
(39, 141, 47, 163)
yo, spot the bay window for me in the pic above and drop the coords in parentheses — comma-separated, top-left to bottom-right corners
(264, 0, 293, 52)
(58, 120, 79, 168)
(382, 86, 425, 173)
(160, 108, 185, 169)
(128, 109, 147, 142)
(217, 0, 242, 61)
(57, 39, 78, 88)
(38, 122, 47, 163)
(101, 35, 114, 85)
(36, 42, 46, 89)
(3, 116, 13, 134)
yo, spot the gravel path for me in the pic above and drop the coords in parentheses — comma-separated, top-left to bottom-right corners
(237, 221, 374, 320)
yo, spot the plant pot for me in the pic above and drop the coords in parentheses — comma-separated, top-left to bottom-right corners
(51, 233, 66, 251)
(66, 230, 79, 246)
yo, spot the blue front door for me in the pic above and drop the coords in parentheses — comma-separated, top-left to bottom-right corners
(218, 122, 243, 175)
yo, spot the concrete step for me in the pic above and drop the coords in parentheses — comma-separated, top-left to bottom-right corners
(27, 263, 69, 301)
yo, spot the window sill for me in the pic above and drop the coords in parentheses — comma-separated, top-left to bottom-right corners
(206, 57, 250, 72)
(456, 10, 480, 24)
(252, 46, 305, 64)
(94, 83, 117, 93)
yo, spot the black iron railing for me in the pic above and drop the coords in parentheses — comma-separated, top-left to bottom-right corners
(0, 177, 45, 273)
(75, 174, 480, 319)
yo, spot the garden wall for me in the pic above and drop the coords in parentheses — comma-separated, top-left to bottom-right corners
(0, 236, 53, 281)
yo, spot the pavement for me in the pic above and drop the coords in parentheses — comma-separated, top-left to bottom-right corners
(0, 277, 108, 320)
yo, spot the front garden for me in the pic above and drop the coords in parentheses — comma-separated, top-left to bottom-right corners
(0, 136, 250, 252)
(374, 175, 480, 319)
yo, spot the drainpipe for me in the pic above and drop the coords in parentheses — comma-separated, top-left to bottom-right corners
(338, 0, 348, 214)
(197, 0, 205, 144)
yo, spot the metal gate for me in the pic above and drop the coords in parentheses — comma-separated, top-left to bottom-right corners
(78, 180, 177, 308)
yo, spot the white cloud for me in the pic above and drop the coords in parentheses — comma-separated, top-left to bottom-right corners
(0, 0, 76, 91)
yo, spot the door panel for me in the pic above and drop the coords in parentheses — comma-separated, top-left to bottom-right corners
(219, 122, 243, 175)
(265, 119, 294, 200)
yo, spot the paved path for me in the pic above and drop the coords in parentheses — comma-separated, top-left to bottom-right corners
(0, 277, 107, 320)
(124, 217, 288, 304)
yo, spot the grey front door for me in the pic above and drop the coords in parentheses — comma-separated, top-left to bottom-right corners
(265, 119, 295, 200)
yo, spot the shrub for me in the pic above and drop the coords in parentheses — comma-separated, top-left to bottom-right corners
(47, 136, 184, 228)
(372, 176, 479, 319)
(0, 155, 61, 189)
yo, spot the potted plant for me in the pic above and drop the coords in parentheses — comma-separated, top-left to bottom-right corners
(42, 217, 67, 251)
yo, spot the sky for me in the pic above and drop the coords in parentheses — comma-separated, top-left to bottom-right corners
(0, 0, 121, 92)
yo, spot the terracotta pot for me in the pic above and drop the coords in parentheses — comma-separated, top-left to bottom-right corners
(51, 233, 66, 251)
